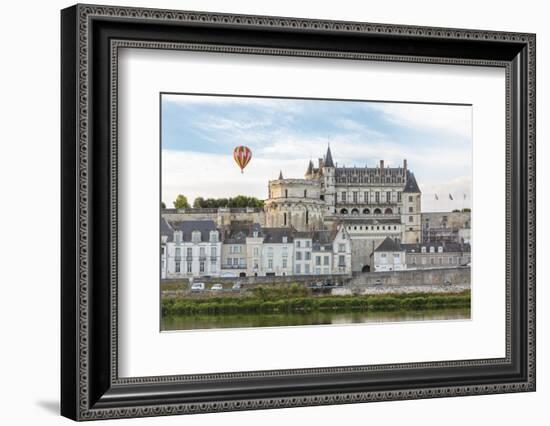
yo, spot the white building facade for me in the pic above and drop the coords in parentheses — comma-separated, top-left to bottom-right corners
(163, 220, 222, 278)
(371, 237, 407, 272)
(162, 218, 354, 279)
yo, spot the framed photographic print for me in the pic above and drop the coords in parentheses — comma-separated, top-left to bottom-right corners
(61, 4, 536, 421)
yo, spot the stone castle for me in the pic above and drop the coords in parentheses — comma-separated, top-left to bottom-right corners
(264, 146, 422, 245)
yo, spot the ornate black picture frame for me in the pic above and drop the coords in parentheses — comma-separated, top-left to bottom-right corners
(61, 4, 536, 421)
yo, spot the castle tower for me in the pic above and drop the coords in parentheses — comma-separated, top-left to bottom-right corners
(401, 170, 422, 243)
(263, 171, 324, 231)
(305, 160, 314, 178)
(321, 145, 336, 213)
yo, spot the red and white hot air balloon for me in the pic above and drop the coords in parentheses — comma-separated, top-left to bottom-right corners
(233, 145, 252, 173)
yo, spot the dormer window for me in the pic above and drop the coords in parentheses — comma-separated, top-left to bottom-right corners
(429, 246, 435, 253)
(191, 230, 201, 243)
(282, 236, 288, 244)
(174, 231, 182, 244)
(421, 246, 426, 253)
(438, 246, 443, 253)
(253, 231, 258, 238)
(210, 230, 218, 243)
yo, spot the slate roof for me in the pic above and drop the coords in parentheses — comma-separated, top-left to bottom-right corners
(403, 171, 421, 193)
(401, 242, 471, 253)
(306, 159, 314, 175)
(311, 230, 333, 250)
(169, 220, 218, 242)
(160, 217, 174, 238)
(261, 227, 295, 243)
(294, 230, 334, 249)
(324, 146, 335, 168)
(223, 221, 260, 244)
(335, 166, 404, 175)
(374, 237, 403, 252)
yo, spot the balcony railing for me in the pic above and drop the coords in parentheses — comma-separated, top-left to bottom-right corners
(173, 256, 219, 261)
(223, 264, 247, 269)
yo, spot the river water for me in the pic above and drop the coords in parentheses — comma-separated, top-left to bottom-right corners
(161, 308, 470, 331)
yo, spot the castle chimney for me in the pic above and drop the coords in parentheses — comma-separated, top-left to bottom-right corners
(403, 159, 407, 175)
(380, 160, 384, 176)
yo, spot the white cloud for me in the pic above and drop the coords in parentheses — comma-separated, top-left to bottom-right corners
(368, 102, 472, 140)
(163, 93, 305, 113)
(421, 176, 472, 212)
(161, 150, 306, 206)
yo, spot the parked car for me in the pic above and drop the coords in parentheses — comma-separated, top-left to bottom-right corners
(211, 283, 223, 291)
(232, 282, 241, 291)
(190, 282, 205, 292)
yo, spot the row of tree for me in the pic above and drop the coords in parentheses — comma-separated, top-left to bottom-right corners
(162, 194, 264, 210)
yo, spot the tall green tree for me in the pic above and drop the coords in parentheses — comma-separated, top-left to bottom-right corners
(228, 195, 263, 208)
(173, 194, 190, 209)
(192, 195, 263, 208)
(193, 197, 205, 208)
(161, 201, 166, 209)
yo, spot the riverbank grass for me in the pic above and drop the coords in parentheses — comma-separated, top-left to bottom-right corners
(162, 289, 470, 316)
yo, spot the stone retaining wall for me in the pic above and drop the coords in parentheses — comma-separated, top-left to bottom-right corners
(349, 266, 470, 287)
(162, 273, 350, 289)
(332, 283, 470, 296)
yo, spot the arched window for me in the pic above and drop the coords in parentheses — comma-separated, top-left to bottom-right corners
(373, 208, 382, 215)
(351, 208, 359, 215)
(363, 208, 370, 214)
(340, 208, 348, 215)
(384, 208, 393, 215)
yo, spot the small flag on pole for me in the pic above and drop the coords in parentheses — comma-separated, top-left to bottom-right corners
(449, 193, 454, 200)
(435, 194, 439, 200)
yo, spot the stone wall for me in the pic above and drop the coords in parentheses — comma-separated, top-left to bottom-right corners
(349, 266, 470, 287)
(162, 273, 350, 289)
(162, 208, 266, 227)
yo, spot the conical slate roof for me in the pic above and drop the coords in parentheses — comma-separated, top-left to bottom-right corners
(403, 171, 421, 193)
(306, 159, 314, 175)
(324, 145, 335, 168)
(278, 170, 283, 180)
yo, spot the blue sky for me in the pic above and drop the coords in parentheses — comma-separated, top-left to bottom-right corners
(161, 94, 472, 212)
